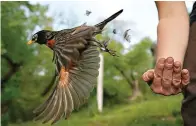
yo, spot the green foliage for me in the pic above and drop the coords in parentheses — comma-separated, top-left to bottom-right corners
(1, 1, 53, 124)
(124, 37, 154, 93)
(101, 37, 153, 105)
(124, 37, 153, 73)
(1, 2, 183, 126)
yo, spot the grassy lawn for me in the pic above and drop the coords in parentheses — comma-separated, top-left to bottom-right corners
(10, 95, 183, 126)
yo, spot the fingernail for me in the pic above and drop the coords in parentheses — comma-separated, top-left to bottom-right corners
(174, 61, 181, 67)
(159, 58, 165, 63)
(167, 57, 173, 64)
(182, 69, 189, 74)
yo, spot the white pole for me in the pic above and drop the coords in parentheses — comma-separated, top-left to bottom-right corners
(97, 53, 104, 113)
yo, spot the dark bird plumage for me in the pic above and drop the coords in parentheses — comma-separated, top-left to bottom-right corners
(113, 29, 117, 34)
(123, 29, 131, 42)
(27, 9, 123, 125)
(85, 10, 92, 16)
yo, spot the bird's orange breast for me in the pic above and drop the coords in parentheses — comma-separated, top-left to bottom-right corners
(47, 39, 55, 49)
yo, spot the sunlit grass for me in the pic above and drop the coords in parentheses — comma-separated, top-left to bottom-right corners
(10, 95, 183, 126)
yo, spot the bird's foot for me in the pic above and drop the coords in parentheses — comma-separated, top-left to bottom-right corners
(90, 38, 119, 57)
(100, 47, 118, 57)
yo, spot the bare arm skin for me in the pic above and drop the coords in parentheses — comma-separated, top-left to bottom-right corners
(155, 1, 189, 63)
(142, 2, 190, 96)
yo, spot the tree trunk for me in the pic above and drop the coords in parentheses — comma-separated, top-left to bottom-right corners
(129, 79, 142, 100)
(1, 54, 23, 115)
(1, 54, 23, 89)
(113, 64, 142, 101)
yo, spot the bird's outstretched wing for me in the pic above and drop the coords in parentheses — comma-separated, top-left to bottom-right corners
(33, 45, 100, 124)
(33, 27, 100, 124)
(33, 9, 124, 124)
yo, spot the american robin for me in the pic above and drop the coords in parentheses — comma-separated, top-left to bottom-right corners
(27, 9, 123, 124)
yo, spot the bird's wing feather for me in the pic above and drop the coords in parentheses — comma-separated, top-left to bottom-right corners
(33, 45, 100, 124)
(33, 9, 124, 124)
(53, 26, 96, 71)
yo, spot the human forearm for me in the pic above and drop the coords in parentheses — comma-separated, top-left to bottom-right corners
(142, 1, 191, 96)
(155, 1, 189, 63)
(156, 17, 189, 63)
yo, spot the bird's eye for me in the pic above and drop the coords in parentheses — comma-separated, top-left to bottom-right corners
(32, 34, 38, 41)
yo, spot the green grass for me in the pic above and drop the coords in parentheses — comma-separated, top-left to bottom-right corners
(10, 95, 183, 126)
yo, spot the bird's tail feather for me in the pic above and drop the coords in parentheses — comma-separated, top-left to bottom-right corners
(95, 9, 123, 30)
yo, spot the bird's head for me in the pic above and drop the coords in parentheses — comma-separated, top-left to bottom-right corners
(27, 30, 50, 45)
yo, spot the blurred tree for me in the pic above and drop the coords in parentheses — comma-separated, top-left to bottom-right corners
(101, 39, 130, 105)
(101, 37, 153, 105)
(122, 37, 153, 100)
(150, 42, 157, 66)
(1, 1, 53, 124)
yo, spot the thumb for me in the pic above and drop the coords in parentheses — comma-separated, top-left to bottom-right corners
(142, 69, 154, 82)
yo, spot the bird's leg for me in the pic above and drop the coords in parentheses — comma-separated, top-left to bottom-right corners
(90, 38, 118, 57)
(101, 39, 119, 57)
(102, 45, 118, 57)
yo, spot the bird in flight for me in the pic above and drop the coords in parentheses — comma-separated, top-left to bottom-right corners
(85, 10, 92, 16)
(27, 9, 123, 125)
(123, 29, 131, 42)
(113, 29, 117, 34)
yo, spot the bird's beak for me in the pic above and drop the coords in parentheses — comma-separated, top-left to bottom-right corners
(27, 40, 34, 45)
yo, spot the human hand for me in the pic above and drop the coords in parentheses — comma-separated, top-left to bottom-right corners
(142, 57, 190, 96)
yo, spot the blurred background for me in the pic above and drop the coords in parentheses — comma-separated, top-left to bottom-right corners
(1, 1, 194, 126)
